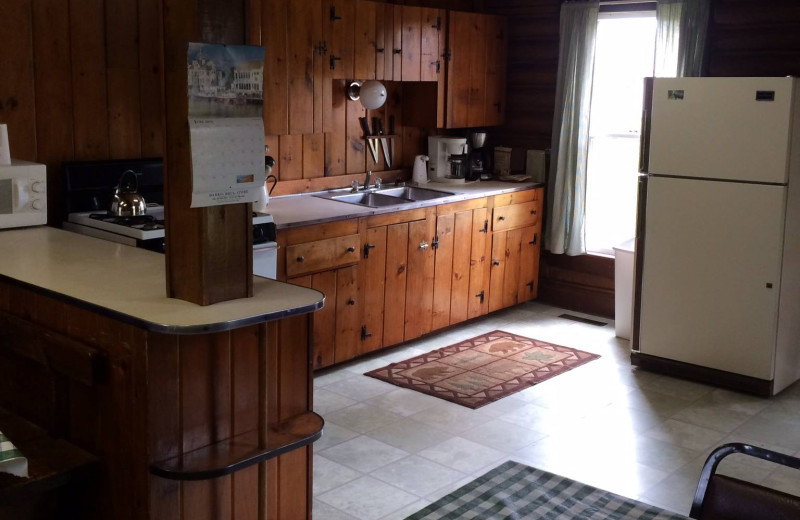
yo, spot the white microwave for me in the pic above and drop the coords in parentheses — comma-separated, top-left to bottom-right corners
(0, 160, 47, 229)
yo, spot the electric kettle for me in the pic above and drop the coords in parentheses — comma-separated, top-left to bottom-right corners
(412, 155, 429, 185)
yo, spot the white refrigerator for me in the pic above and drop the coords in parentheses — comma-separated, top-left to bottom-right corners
(633, 77, 800, 396)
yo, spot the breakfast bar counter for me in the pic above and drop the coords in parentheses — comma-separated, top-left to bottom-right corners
(0, 227, 324, 519)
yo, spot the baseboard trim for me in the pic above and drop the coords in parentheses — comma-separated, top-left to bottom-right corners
(538, 279, 614, 319)
(631, 352, 774, 397)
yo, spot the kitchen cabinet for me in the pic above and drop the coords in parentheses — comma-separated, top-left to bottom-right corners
(292, 271, 337, 368)
(383, 220, 410, 346)
(362, 225, 387, 353)
(444, 11, 507, 128)
(328, 0, 356, 80)
(404, 217, 436, 340)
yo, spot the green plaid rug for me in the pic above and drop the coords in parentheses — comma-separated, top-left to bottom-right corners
(405, 461, 687, 520)
(0, 431, 28, 478)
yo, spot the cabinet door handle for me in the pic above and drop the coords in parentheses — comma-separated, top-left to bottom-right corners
(347, 298, 356, 306)
(364, 243, 376, 258)
(530, 209, 537, 215)
(497, 216, 505, 221)
(330, 55, 341, 70)
(393, 49, 402, 54)
(475, 290, 485, 304)
(330, 5, 342, 21)
(296, 256, 305, 263)
(376, 47, 385, 53)
(492, 259, 500, 266)
(361, 325, 373, 341)
(419, 241, 429, 250)
(347, 246, 356, 253)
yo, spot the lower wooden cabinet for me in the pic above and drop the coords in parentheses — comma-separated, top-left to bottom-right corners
(280, 188, 542, 368)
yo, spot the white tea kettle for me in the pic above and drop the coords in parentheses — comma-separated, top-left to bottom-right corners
(412, 155, 429, 185)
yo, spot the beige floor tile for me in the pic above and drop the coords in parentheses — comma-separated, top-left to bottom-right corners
(317, 476, 419, 520)
(325, 403, 404, 434)
(408, 401, 494, 434)
(315, 388, 359, 415)
(672, 400, 753, 433)
(313, 499, 359, 520)
(314, 455, 363, 495)
(366, 419, 453, 454)
(418, 437, 506, 474)
(324, 376, 398, 401)
(370, 455, 466, 497)
(364, 388, 442, 417)
(316, 422, 360, 451)
(645, 419, 728, 452)
(321, 436, 409, 473)
(460, 418, 547, 453)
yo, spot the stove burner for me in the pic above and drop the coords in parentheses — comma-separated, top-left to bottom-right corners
(89, 213, 164, 231)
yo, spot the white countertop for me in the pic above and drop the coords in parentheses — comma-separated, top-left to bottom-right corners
(268, 181, 542, 228)
(0, 227, 324, 334)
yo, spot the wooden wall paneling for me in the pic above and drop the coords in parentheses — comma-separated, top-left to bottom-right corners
(449, 209, 472, 324)
(230, 326, 260, 520)
(329, 0, 355, 80)
(346, 90, 367, 174)
(263, 0, 289, 135)
(468, 207, 488, 319)
(401, 6, 422, 81)
(32, 0, 74, 224)
(488, 229, 506, 313)
(420, 7, 440, 82)
(432, 213, 454, 330)
(467, 12, 487, 127)
(502, 227, 522, 308)
(334, 264, 361, 363)
(288, 0, 316, 135)
(264, 134, 281, 178)
(404, 214, 435, 341)
(138, 0, 166, 158)
(375, 4, 387, 80)
(385, 82, 404, 169)
(446, 10, 471, 128)
(354, 0, 377, 80)
(106, 0, 142, 159)
(325, 80, 347, 175)
(366, 108, 386, 172)
(270, 169, 406, 196)
(311, 0, 331, 133)
(70, 0, 110, 160)
(247, 0, 262, 44)
(383, 222, 409, 346)
(303, 133, 325, 178)
(0, 0, 37, 162)
(363, 225, 388, 351)
(392, 5, 404, 81)
(279, 134, 304, 180)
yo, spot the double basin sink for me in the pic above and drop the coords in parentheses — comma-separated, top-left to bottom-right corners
(314, 186, 455, 208)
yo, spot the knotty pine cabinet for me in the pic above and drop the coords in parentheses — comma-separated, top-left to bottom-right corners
(277, 188, 541, 368)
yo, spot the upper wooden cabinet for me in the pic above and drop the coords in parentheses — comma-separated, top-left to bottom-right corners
(445, 11, 507, 128)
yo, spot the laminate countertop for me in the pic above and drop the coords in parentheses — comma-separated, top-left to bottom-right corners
(268, 180, 543, 229)
(0, 227, 324, 334)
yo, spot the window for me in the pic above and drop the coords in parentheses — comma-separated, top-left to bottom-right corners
(584, 11, 656, 255)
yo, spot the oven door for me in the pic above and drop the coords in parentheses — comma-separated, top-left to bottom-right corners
(253, 241, 278, 279)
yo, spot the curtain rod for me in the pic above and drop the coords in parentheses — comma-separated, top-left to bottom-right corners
(600, 0, 656, 5)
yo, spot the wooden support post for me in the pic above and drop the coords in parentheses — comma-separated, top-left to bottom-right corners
(162, 0, 253, 306)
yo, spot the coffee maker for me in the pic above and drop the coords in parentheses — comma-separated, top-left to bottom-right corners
(468, 131, 492, 181)
(427, 136, 469, 183)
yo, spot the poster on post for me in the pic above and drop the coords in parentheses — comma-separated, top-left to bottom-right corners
(187, 42, 265, 208)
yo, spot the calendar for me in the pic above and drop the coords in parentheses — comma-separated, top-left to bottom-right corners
(187, 42, 266, 208)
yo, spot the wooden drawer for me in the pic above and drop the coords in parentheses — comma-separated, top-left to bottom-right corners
(492, 201, 540, 232)
(285, 234, 361, 277)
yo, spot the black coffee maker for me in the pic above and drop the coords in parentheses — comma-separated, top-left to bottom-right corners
(467, 131, 492, 181)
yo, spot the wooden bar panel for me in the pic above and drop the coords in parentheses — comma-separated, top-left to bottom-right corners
(354, 0, 377, 80)
(288, 0, 316, 135)
(450, 210, 473, 324)
(401, 6, 422, 82)
(363, 226, 387, 352)
(384, 222, 408, 347)
(263, 0, 289, 135)
(432, 213, 454, 330)
(0, 0, 37, 161)
(404, 217, 435, 341)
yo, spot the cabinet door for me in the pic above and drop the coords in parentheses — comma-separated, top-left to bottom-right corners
(263, 0, 289, 135)
(401, 6, 422, 82)
(450, 210, 473, 324)
(467, 13, 487, 128)
(502, 228, 523, 309)
(484, 15, 506, 127)
(354, 0, 376, 80)
(432, 213, 454, 331)
(468, 208, 489, 319)
(488, 229, 506, 313)
(446, 10, 471, 128)
(383, 222, 408, 346)
(392, 5, 403, 81)
(334, 264, 361, 363)
(375, 3, 388, 80)
(517, 225, 540, 303)
(288, 0, 317, 135)
(405, 219, 435, 341)
(363, 226, 387, 352)
(292, 272, 336, 369)
(328, 0, 355, 80)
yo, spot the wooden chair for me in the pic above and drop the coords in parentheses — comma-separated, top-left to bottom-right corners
(691, 442, 800, 520)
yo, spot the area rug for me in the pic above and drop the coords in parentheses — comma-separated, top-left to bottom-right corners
(404, 460, 687, 520)
(365, 330, 599, 409)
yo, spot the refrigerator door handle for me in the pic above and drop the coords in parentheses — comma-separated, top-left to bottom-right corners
(639, 77, 654, 174)
(631, 173, 649, 353)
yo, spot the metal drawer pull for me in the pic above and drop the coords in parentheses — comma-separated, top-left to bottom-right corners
(347, 246, 356, 253)
(419, 241, 429, 250)
(393, 48, 402, 54)
(498, 216, 505, 221)
(530, 209, 537, 215)
(347, 298, 356, 306)
(492, 259, 500, 266)
(296, 256, 305, 263)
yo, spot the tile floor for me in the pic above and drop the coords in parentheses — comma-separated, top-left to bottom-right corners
(312, 302, 800, 520)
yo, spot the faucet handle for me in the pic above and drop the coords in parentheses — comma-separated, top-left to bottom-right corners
(374, 177, 382, 189)
(351, 180, 360, 192)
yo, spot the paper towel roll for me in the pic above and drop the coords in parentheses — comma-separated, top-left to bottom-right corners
(0, 125, 10, 165)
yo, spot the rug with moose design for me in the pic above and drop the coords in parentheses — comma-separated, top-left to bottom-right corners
(365, 330, 600, 409)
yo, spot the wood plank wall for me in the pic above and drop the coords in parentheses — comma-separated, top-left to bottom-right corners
(0, 0, 484, 224)
(486, 0, 800, 318)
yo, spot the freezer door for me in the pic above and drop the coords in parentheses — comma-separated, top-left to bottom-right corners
(639, 176, 786, 380)
(648, 77, 795, 184)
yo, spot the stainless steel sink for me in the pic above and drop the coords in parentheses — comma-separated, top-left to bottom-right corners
(377, 186, 454, 201)
(330, 192, 414, 207)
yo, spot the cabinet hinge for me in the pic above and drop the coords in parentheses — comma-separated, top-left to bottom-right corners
(443, 49, 452, 62)
(479, 220, 488, 233)
(364, 243, 376, 258)
(433, 16, 442, 31)
(431, 60, 441, 74)
(330, 55, 341, 70)
(330, 5, 342, 21)
(432, 235, 440, 250)
(529, 234, 537, 246)
(475, 290, 485, 304)
(361, 325, 373, 341)
(527, 281, 535, 292)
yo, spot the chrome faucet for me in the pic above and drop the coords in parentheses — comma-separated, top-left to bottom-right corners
(364, 170, 372, 190)
(374, 177, 382, 190)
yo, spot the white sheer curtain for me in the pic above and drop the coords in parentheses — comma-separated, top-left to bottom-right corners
(655, 0, 710, 77)
(546, 1, 599, 256)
